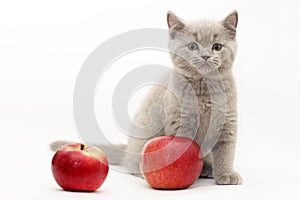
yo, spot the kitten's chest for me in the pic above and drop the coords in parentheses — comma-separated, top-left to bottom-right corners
(198, 95, 212, 114)
(194, 79, 212, 114)
(193, 77, 227, 114)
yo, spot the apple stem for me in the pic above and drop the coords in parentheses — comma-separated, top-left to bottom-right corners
(80, 144, 85, 150)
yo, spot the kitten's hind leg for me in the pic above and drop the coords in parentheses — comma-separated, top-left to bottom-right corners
(200, 164, 213, 178)
(199, 153, 213, 178)
(122, 138, 149, 179)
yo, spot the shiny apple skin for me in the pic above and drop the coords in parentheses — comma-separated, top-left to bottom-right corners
(141, 136, 203, 189)
(51, 143, 109, 192)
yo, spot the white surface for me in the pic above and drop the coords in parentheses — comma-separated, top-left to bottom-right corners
(1, 0, 300, 199)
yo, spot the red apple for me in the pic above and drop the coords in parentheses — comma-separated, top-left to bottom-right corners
(51, 143, 109, 192)
(140, 136, 203, 189)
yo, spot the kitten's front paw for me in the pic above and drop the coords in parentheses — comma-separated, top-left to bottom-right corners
(215, 171, 242, 185)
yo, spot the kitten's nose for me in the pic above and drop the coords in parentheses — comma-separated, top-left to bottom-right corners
(201, 55, 211, 61)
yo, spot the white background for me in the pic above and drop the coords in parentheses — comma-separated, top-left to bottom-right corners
(1, 0, 300, 199)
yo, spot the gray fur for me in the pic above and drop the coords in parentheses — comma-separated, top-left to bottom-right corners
(124, 10, 242, 185)
(50, 11, 242, 185)
(50, 140, 70, 151)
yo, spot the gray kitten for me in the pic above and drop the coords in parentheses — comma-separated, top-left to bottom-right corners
(51, 11, 242, 185)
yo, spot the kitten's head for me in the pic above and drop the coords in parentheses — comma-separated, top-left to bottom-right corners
(167, 11, 238, 77)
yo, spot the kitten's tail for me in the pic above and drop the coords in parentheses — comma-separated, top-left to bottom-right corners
(49, 140, 126, 165)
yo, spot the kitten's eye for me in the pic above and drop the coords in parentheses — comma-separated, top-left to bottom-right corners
(187, 43, 198, 51)
(212, 43, 223, 51)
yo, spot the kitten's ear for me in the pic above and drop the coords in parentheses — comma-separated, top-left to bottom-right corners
(222, 10, 238, 38)
(167, 11, 184, 30)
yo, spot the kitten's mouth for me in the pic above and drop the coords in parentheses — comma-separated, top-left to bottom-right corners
(202, 60, 220, 68)
(193, 62, 218, 75)
(201, 63, 210, 67)
(199, 62, 214, 68)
